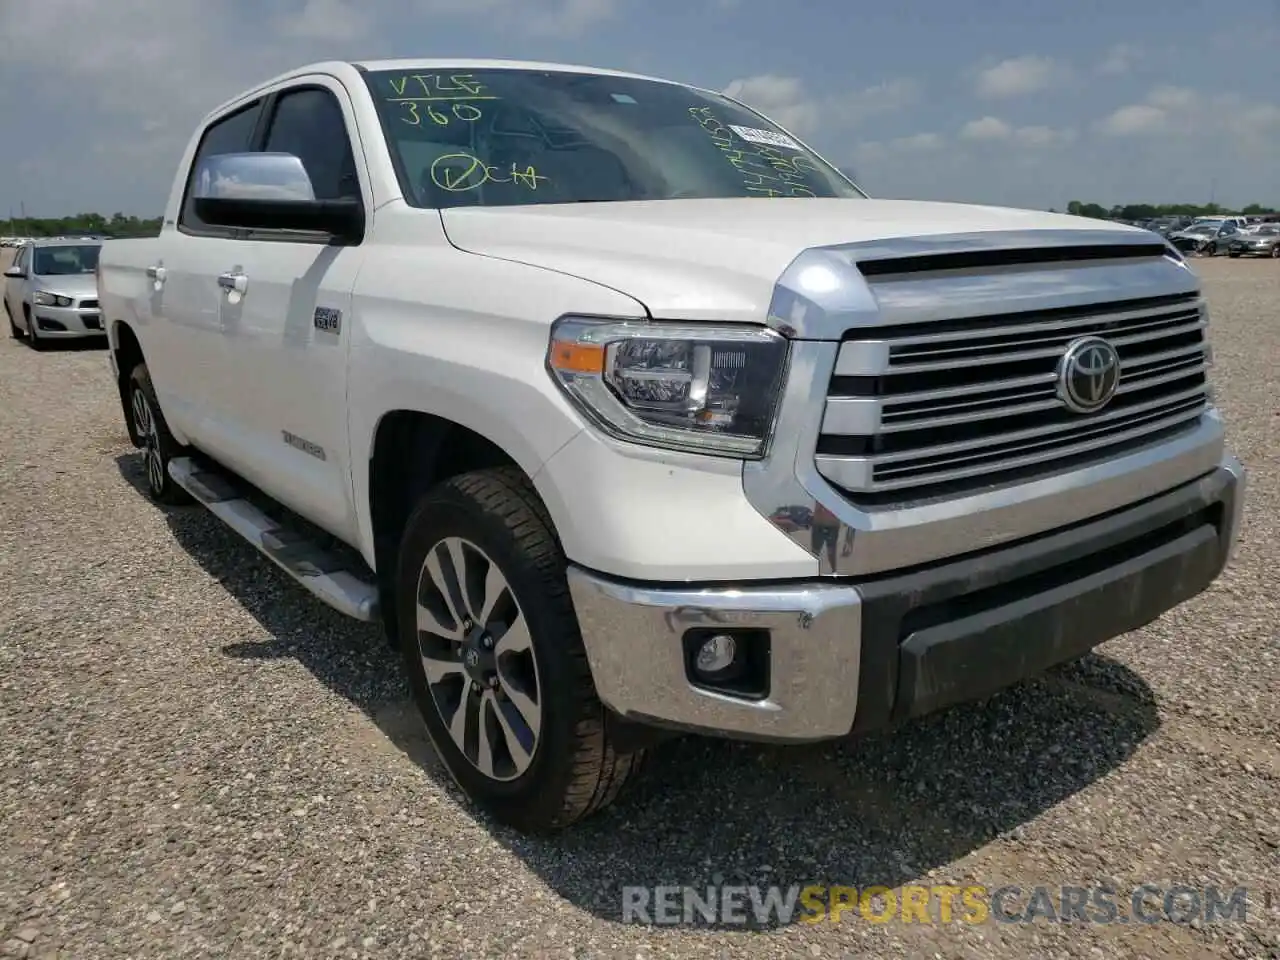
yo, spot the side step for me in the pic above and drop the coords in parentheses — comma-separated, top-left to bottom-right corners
(167, 457, 380, 622)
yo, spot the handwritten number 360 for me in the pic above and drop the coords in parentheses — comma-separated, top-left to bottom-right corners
(401, 102, 483, 126)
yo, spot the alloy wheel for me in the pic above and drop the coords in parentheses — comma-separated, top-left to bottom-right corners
(131, 387, 165, 494)
(415, 536, 542, 782)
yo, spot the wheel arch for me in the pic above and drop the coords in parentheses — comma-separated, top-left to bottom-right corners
(365, 409, 562, 646)
(111, 320, 146, 447)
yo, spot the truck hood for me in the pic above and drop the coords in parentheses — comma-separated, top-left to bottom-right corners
(439, 197, 1144, 326)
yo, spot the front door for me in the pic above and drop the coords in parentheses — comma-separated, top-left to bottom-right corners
(211, 80, 370, 545)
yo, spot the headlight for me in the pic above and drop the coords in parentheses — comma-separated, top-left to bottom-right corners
(547, 317, 789, 458)
(33, 291, 73, 307)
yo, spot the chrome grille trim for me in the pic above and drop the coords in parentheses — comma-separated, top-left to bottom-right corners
(818, 288, 1210, 499)
(835, 304, 1206, 376)
(746, 231, 1224, 577)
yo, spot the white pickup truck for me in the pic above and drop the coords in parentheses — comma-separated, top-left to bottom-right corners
(97, 58, 1245, 833)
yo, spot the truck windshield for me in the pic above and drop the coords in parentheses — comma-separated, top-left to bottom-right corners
(362, 67, 866, 209)
(32, 244, 100, 276)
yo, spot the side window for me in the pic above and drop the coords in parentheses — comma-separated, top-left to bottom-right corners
(262, 87, 360, 202)
(179, 101, 263, 233)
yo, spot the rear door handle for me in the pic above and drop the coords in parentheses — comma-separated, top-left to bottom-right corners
(217, 272, 248, 294)
(146, 265, 166, 281)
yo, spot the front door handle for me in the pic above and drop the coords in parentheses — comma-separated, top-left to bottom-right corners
(217, 272, 248, 294)
(146, 265, 166, 281)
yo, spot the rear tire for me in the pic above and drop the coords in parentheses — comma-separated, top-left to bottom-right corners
(127, 363, 193, 505)
(395, 466, 647, 833)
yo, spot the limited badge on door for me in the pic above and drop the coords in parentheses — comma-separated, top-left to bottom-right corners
(314, 306, 342, 333)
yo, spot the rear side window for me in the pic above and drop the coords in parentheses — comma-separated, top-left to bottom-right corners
(179, 101, 263, 233)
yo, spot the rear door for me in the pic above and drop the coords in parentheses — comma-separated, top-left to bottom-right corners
(208, 79, 369, 543)
(145, 99, 267, 449)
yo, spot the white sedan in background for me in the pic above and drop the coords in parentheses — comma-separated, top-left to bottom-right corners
(4, 238, 105, 348)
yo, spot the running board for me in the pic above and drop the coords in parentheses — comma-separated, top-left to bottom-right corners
(167, 457, 380, 622)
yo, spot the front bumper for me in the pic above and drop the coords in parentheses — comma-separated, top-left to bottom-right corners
(31, 303, 105, 337)
(568, 455, 1244, 743)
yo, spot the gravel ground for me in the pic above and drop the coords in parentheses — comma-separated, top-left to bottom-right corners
(0, 252, 1277, 960)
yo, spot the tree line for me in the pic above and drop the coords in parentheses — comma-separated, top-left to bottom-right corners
(4, 213, 163, 239)
(1063, 201, 1276, 220)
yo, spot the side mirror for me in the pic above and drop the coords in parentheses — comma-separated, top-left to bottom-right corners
(191, 153, 363, 243)
(3, 266, 25, 279)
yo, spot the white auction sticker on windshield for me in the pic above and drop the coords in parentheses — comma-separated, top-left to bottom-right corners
(729, 125, 803, 150)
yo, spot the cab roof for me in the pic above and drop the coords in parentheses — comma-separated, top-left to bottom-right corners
(204, 58, 688, 122)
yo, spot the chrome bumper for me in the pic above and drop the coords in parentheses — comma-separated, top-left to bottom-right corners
(568, 455, 1245, 743)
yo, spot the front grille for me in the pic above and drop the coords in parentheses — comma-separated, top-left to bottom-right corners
(816, 292, 1211, 502)
(78, 298, 99, 310)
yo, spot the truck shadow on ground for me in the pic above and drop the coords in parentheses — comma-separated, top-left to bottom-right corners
(116, 451, 1162, 930)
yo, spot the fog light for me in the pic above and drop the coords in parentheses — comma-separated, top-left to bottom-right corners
(694, 634, 737, 675)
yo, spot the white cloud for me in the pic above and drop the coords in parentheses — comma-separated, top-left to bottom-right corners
(1098, 86, 1280, 142)
(722, 74, 921, 139)
(1147, 85, 1199, 112)
(974, 55, 1064, 98)
(1097, 43, 1140, 75)
(959, 116, 1074, 147)
(1014, 125, 1076, 147)
(960, 116, 1013, 140)
(1099, 103, 1168, 135)
(412, 0, 619, 36)
(889, 132, 943, 152)
(852, 131, 944, 163)
(275, 0, 371, 41)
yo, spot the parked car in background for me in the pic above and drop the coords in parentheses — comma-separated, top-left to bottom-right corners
(1167, 218, 1244, 256)
(1143, 216, 1192, 238)
(3, 238, 105, 346)
(1227, 223, 1280, 258)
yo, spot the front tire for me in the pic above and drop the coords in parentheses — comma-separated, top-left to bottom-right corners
(5, 301, 23, 340)
(395, 467, 646, 833)
(127, 363, 193, 505)
(25, 306, 42, 350)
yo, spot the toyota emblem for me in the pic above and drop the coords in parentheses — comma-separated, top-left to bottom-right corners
(1057, 336, 1121, 414)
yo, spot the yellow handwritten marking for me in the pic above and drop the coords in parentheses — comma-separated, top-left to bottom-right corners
(388, 96, 500, 102)
(391, 73, 490, 99)
(398, 102, 483, 125)
(429, 153, 549, 193)
(431, 154, 489, 192)
(692, 105, 821, 198)
(510, 165, 548, 189)
(449, 74, 485, 96)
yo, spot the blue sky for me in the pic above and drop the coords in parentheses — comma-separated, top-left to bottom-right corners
(1, 0, 1277, 217)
